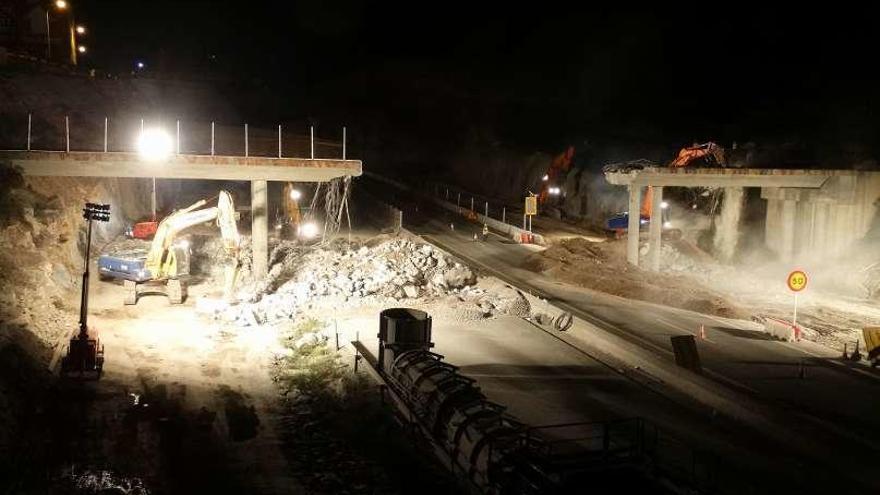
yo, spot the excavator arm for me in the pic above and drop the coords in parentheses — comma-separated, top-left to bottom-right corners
(144, 190, 241, 300)
(669, 142, 726, 168)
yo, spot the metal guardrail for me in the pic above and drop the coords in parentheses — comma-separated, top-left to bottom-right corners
(2, 113, 352, 161)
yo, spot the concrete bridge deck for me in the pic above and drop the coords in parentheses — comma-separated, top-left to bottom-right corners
(0, 149, 363, 279)
(605, 167, 833, 188)
(0, 150, 362, 182)
(603, 167, 876, 271)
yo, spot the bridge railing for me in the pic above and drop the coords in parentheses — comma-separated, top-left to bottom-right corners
(0, 112, 354, 160)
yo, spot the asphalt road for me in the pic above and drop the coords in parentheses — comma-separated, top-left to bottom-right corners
(363, 175, 880, 492)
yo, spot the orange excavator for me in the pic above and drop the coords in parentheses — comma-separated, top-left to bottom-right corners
(669, 142, 726, 168)
(538, 146, 575, 204)
(606, 142, 725, 237)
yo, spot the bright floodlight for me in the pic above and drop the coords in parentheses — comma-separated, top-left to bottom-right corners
(76, 25, 86, 34)
(299, 222, 319, 239)
(542, 174, 549, 181)
(289, 189, 302, 200)
(660, 201, 669, 209)
(77, 45, 86, 53)
(55, 0, 67, 9)
(549, 187, 561, 195)
(137, 128, 173, 162)
(663, 221, 672, 229)
(136, 61, 145, 69)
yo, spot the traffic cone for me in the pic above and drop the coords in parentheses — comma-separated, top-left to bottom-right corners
(699, 324, 707, 340)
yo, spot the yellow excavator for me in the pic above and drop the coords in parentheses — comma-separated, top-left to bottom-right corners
(98, 191, 241, 305)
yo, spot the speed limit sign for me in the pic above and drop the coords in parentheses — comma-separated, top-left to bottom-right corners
(787, 270, 808, 292)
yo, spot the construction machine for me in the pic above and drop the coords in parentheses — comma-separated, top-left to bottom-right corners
(538, 146, 575, 205)
(98, 191, 241, 305)
(605, 186, 678, 239)
(276, 182, 303, 239)
(669, 142, 726, 168)
(604, 143, 726, 237)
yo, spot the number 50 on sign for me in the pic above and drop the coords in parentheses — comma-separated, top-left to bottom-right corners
(787, 270, 808, 292)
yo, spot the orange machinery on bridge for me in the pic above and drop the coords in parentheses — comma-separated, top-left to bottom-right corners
(605, 142, 726, 236)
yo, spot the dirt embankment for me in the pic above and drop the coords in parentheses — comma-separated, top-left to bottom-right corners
(0, 168, 150, 348)
(0, 165, 151, 492)
(521, 237, 749, 319)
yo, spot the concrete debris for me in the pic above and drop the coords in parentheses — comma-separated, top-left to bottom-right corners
(212, 238, 480, 326)
(601, 159, 658, 174)
(59, 468, 150, 494)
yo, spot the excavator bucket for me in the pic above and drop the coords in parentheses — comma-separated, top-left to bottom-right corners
(60, 331, 105, 379)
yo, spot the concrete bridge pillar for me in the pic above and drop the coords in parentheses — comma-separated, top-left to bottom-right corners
(627, 185, 642, 266)
(251, 180, 268, 278)
(649, 186, 664, 271)
(714, 187, 745, 263)
(780, 199, 797, 261)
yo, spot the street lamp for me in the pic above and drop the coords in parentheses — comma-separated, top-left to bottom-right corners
(76, 25, 86, 35)
(46, 0, 79, 64)
(77, 45, 86, 54)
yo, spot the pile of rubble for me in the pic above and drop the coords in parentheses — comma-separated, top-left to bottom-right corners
(286, 239, 476, 300)
(209, 238, 480, 326)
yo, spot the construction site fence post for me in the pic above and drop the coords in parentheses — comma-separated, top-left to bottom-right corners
(244, 123, 249, 157)
(278, 124, 282, 158)
(502, 207, 506, 225)
(64, 116, 69, 153)
(27, 113, 31, 151)
(176, 120, 180, 155)
(485, 201, 488, 218)
(342, 126, 347, 160)
(103, 117, 108, 152)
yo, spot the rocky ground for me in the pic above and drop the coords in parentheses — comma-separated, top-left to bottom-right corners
(521, 237, 749, 320)
(200, 235, 530, 327)
(521, 235, 880, 353)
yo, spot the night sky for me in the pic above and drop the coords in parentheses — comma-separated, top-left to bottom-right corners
(74, 2, 879, 166)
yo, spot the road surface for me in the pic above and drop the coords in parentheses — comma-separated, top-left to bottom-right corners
(363, 174, 880, 492)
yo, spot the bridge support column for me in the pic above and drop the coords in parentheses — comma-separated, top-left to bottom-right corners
(251, 180, 268, 278)
(780, 199, 796, 261)
(649, 186, 663, 271)
(714, 187, 744, 263)
(627, 185, 642, 266)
